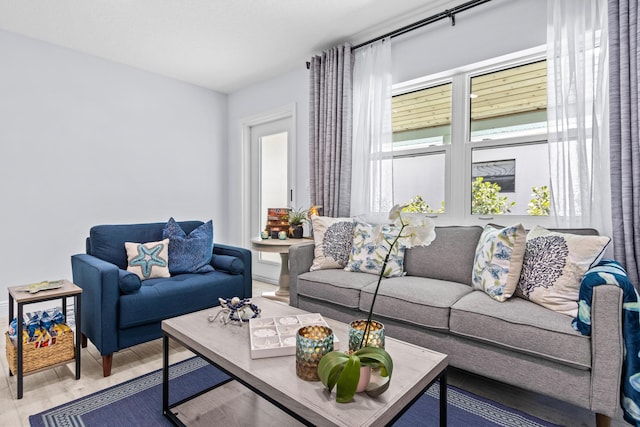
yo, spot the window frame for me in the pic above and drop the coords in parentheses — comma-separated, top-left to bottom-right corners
(391, 45, 554, 227)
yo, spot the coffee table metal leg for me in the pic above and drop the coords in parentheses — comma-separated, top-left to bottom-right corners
(163, 334, 169, 416)
(440, 369, 447, 427)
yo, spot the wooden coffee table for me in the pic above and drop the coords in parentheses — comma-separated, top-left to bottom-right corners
(162, 297, 448, 426)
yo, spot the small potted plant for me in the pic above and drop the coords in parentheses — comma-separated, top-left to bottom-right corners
(288, 207, 307, 238)
(317, 205, 436, 403)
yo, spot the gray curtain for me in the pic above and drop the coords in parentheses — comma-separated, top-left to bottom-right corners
(609, 0, 640, 288)
(308, 43, 353, 217)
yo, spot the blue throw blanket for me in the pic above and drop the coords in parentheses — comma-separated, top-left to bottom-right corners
(572, 259, 640, 426)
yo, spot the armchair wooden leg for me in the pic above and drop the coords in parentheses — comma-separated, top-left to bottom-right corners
(596, 413, 611, 427)
(102, 354, 113, 377)
(81, 333, 88, 348)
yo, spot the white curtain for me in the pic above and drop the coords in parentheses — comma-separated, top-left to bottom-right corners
(547, 0, 611, 235)
(350, 37, 393, 216)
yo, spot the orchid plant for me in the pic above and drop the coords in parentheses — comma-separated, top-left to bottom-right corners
(318, 204, 436, 402)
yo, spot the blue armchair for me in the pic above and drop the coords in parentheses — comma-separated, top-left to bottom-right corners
(71, 220, 251, 376)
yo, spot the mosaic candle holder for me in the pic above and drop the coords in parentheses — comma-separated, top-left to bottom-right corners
(295, 325, 333, 381)
(348, 320, 385, 352)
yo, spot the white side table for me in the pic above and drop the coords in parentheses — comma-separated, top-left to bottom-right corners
(251, 237, 311, 303)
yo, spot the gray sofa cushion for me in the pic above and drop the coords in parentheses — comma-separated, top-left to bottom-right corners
(297, 270, 377, 309)
(360, 276, 473, 331)
(450, 291, 591, 369)
(404, 226, 483, 285)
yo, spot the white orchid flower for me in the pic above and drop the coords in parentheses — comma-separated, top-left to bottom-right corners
(403, 223, 436, 247)
(399, 215, 436, 248)
(388, 204, 407, 224)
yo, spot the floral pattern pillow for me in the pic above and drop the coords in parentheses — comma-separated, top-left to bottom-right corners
(472, 224, 526, 302)
(344, 222, 406, 277)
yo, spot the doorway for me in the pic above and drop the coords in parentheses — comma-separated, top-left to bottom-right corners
(244, 106, 296, 283)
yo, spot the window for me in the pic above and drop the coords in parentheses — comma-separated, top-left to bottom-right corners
(392, 83, 451, 213)
(472, 159, 515, 192)
(470, 61, 547, 142)
(391, 50, 550, 221)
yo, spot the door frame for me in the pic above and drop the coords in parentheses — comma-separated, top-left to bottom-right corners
(241, 104, 296, 281)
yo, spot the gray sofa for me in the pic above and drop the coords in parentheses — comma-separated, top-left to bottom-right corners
(289, 226, 622, 425)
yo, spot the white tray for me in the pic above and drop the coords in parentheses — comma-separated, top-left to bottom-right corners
(249, 313, 340, 359)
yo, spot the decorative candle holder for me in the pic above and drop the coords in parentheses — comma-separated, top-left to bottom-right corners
(278, 231, 287, 240)
(296, 325, 333, 381)
(348, 320, 385, 352)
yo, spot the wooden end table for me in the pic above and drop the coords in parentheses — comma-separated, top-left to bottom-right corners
(7, 279, 82, 399)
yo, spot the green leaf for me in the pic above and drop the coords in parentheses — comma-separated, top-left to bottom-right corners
(317, 351, 349, 392)
(355, 347, 394, 378)
(336, 355, 361, 403)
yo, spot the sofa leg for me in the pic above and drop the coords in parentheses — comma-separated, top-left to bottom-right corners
(596, 413, 611, 427)
(102, 354, 113, 377)
(81, 333, 88, 348)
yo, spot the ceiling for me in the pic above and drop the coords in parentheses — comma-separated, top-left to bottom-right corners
(0, 0, 460, 94)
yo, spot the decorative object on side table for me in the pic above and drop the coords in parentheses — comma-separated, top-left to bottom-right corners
(317, 204, 436, 403)
(266, 208, 290, 239)
(16, 280, 65, 294)
(288, 207, 308, 238)
(208, 297, 260, 325)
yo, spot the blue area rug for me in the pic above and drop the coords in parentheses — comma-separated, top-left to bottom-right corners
(30, 357, 558, 427)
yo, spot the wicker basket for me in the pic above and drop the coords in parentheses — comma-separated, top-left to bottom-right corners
(5, 331, 74, 375)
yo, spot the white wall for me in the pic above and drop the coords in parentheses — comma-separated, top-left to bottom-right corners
(226, 67, 310, 247)
(0, 29, 229, 306)
(391, 0, 546, 84)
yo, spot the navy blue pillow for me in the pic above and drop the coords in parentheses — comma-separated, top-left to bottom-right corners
(119, 269, 142, 294)
(211, 255, 244, 275)
(162, 218, 215, 274)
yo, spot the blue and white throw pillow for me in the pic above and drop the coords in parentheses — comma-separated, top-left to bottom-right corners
(162, 218, 215, 274)
(125, 239, 171, 280)
(344, 222, 406, 278)
(472, 224, 526, 302)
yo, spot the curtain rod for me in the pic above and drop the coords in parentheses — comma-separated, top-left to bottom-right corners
(352, 0, 492, 50)
(306, 0, 491, 69)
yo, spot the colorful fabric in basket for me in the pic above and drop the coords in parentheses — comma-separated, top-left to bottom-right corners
(572, 259, 640, 426)
(8, 308, 70, 348)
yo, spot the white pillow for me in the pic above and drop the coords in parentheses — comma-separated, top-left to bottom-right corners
(125, 239, 171, 280)
(310, 215, 355, 271)
(516, 226, 611, 316)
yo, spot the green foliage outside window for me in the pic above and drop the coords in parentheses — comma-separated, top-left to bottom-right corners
(402, 195, 445, 214)
(471, 177, 515, 215)
(527, 185, 550, 216)
(404, 180, 548, 216)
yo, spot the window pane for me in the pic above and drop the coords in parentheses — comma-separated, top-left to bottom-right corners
(393, 153, 445, 213)
(470, 61, 547, 142)
(392, 83, 452, 150)
(471, 143, 549, 216)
